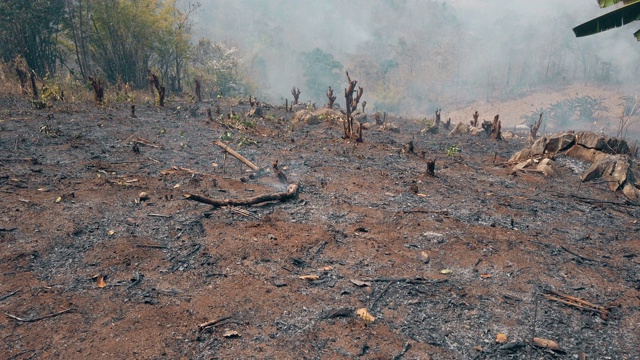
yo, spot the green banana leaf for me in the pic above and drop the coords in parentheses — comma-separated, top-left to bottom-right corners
(574, 1, 640, 39)
(598, 0, 640, 8)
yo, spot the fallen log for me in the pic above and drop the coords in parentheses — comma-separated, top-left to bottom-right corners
(184, 183, 298, 207)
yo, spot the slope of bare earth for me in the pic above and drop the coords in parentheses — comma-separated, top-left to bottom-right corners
(447, 84, 631, 133)
(0, 93, 639, 359)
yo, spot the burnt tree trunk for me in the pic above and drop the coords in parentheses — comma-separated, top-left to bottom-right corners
(471, 111, 479, 127)
(327, 86, 336, 109)
(148, 70, 165, 107)
(426, 159, 436, 177)
(529, 112, 543, 142)
(344, 71, 362, 139)
(29, 71, 38, 100)
(15, 67, 28, 94)
(88, 76, 104, 102)
(194, 79, 202, 102)
(490, 114, 502, 140)
(435, 109, 441, 127)
(291, 87, 301, 105)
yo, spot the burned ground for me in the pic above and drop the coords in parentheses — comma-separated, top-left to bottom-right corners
(1, 96, 639, 359)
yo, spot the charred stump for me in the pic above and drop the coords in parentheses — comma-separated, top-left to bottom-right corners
(435, 109, 441, 127)
(194, 79, 202, 102)
(362, 100, 367, 113)
(273, 160, 288, 184)
(148, 70, 165, 107)
(131, 105, 137, 118)
(444, 118, 451, 130)
(15, 67, 28, 94)
(88, 76, 104, 102)
(426, 159, 436, 177)
(471, 111, 479, 127)
(29, 71, 39, 100)
(529, 112, 543, 142)
(291, 87, 301, 105)
(327, 86, 336, 109)
(343, 71, 364, 140)
(490, 114, 502, 140)
(207, 108, 214, 122)
(481, 120, 492, 135)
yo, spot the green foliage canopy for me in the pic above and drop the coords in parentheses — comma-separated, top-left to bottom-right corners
(299, 48, 343, 104)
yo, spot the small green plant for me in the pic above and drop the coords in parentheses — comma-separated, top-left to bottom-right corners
(237, 135, 258, 148)
(220, 131, 233, 141)
(446, 145, 460, 157)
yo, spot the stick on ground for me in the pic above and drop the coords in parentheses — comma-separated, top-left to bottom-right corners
(215, 140, 259, 171)
(184, 184, 298, 207)
(6, 308, 74, 323)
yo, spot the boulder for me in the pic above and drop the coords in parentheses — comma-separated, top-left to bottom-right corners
(564, 145, 610, 164)
(512, 159, 534, 172)
(581, 154, 632, 191)
(544, 133, 575, 153)
(509, 148, 532, 163)
(576, 131, 606, 150)
(536, 158, 558, 177)
(291, 110, 320, 125)
(623, 182, 640, 202)
(449, 122, 469, 135)
(581, 155, 617, 183)
(530, 137, 548, 156)
(469, 126, 485, 136)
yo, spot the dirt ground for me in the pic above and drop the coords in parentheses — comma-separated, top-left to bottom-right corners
(1, 92, 639, 360)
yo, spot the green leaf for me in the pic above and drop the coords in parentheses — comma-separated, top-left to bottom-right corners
(598, 0, 640, 8)
(574, 2, 640, 37)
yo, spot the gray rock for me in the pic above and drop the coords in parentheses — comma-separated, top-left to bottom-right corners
(576, 131, 606, 150)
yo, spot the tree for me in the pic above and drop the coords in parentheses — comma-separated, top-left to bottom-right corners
(64, 0, 195, 89)
(574, 0, 640, 40)
(190, 39, 248, 98)
(0, 0, 65, 77)
(299, 48, 343, 104)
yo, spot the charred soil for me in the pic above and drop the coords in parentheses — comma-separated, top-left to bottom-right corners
(1, 95, 639, 359)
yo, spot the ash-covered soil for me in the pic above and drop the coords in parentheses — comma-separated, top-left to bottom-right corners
(1, 95, 639, 359)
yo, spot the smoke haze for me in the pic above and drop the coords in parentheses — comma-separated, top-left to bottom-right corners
(194, 0, 640, 114)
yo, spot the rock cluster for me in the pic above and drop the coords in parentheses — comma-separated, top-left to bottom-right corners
(510, 131, 639, 200)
